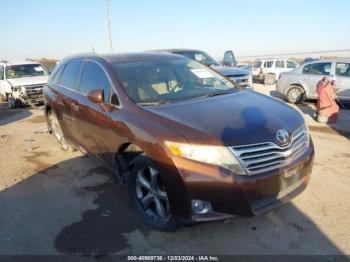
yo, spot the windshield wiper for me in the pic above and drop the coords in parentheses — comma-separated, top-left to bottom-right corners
(204, 90, 234, 97)
(139, 100, 171, 106)
(188, 90, 234, 101)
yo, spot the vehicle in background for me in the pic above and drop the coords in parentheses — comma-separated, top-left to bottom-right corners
(160, 49, 252, 88)
(238, 64, 252, 74)
(44, 52, 314, 231)
(277, 59, 350, 104)
(252, 59, 299, 85)
(0, 60, 49, 108)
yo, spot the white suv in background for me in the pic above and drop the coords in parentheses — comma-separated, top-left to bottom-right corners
(0, 60, 49, 108)
(252, 59, 299, 85)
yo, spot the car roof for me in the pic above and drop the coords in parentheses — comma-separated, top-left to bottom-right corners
(255, 58, 291, 61)
(63, 52, 187, 64)
(303, 58, 350, 64)
(155, 49, 205, 53)
(0, 60, 42, 67)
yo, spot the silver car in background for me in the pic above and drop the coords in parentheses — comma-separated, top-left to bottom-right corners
(276, 59, 350, 103)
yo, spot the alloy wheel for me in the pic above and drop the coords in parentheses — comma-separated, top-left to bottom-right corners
(264, 74, 275, 85)
(135, 166, 171, 223)
(289, 88, 302, 103)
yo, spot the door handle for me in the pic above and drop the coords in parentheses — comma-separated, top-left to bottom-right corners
(71, 103, 79, 111)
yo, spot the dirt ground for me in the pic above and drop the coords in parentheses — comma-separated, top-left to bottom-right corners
(0, 84, 349, 255)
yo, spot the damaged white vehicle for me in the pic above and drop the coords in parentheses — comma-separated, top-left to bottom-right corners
(0, 61, 49, 108)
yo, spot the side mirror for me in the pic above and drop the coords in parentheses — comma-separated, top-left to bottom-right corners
(87, 89, 104, 104)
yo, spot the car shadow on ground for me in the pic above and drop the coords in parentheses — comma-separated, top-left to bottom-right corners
(269, 90, 286, 101)
(0, 155, 344, 255)
(0, 106, 33, 126)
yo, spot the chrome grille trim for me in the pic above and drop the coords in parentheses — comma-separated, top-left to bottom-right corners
(229, 125, 308, 175)
(24, 84, 44, 97)
(226, 74, 248, 78)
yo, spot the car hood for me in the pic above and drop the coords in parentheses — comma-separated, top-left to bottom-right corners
(211, 65, 249, 76)
(145, 91, 304, 146)
(6, 76, 49, 87)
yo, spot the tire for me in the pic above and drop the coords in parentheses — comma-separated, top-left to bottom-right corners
(8, 98, 16, 109)
(126, 154, 180, 231)
(264, 74, 276, 85)
(287, 85, 305, 104)
(47, 111, 76, 152)
(317, 114, 328, 124)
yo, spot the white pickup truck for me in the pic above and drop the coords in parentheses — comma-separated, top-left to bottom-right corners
(0, 61, 49, 108)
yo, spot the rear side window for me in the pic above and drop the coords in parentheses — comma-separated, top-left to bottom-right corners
(266, 61, 273, 68)
(59, 61, 83, 89)
(253, 61, 262, 68)
(303, 62, 332, 75)
(336, 63, 350, 77)
(79, 61, 111, 102)
(275, 61, 285, 68)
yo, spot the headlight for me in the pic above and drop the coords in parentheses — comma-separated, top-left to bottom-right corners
(13, 86, 22, 92)
(164, 141, 246, 175)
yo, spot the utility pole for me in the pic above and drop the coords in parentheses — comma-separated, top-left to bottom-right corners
(105, 0, 114, 52)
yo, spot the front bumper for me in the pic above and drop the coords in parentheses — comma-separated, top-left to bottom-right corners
(229, 76, 250, 87)
(170, 141, 314, 222)
(13, 85, 44, 105)
(253, 74, 265, 81)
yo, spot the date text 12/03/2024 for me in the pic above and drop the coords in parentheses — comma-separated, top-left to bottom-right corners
(127, 255, 220, 261)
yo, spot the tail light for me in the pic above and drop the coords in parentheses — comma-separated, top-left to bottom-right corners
(279, 74, 282, 80)
(259, 68, 263, 76)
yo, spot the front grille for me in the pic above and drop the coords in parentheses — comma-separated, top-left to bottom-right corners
(24, 84, 44, 98)
(229, 125, 308, 175)
(226, 74, 247, 78)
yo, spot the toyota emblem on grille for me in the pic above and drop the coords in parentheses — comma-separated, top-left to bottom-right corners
(276, 129, 290, 146)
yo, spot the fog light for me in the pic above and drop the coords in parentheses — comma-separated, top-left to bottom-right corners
(191, 199, 212, 215)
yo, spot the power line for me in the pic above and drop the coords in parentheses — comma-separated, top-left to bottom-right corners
(237, 49, 350, 59)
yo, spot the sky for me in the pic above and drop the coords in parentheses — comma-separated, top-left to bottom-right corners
(1, 0, 349, 60)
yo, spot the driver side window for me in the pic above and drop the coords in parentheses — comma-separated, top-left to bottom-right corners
(79, 61, 111, 102)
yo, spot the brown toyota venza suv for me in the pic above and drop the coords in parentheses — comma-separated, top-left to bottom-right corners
(44, 52, 314, 231)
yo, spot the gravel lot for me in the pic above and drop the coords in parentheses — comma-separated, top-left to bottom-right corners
(0, 84, 349, 255)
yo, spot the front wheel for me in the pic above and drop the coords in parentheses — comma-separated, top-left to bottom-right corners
(8, 97, 16, 109)
(127, 154, 180, 231)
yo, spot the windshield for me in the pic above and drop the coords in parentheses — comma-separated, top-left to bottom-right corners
(174, 51, 220, 67)
(5, 64, 47, 79)
(113, 58, 235, 105)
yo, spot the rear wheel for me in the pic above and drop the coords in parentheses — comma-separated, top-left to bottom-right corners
(287, 85, 304, 104)
(47, 111, 75, 152)
(127, 154, 180, 231)
(264, 74, 276, 85)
